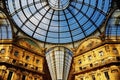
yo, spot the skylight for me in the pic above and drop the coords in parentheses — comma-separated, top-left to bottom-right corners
(5, 0, 112, 43)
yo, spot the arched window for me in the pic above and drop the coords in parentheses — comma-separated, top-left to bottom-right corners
(0, 10, 12, 39)
(106, 9, 120, 40)
(46, 46, 73, 80)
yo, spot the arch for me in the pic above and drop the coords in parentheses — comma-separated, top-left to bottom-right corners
(0, 8, 13, 39)
(46, 46, 73, 80)
(105, 9, 120, 40)
(46, 46, 73, 56)
(17, 38, 43, 52)
(76, 37, 102, 54)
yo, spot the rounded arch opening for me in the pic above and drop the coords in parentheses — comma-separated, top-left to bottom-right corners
(46, 46, 73, 80)
(0, 8, 13, 40)
(105, 9, 120, 40)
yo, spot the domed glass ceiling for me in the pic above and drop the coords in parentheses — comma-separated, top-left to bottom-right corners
(0, 10, 12, 39)
(5, 0, 112, 43)
(106, 9, 120, 38)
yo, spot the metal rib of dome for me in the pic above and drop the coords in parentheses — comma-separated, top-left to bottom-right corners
(5, 0, 112, 43)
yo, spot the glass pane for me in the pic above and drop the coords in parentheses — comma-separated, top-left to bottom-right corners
(106, 9, 120, 38)
(5, 0, 112, 43)
(46, 47, 73, 80)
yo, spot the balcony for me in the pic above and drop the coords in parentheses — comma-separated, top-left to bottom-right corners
(74, 56, 120, 74)
(0, 56, 44, 74)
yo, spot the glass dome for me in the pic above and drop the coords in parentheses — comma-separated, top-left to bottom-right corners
(106, 9, 120, 39)
(0, 10, 12, 39)
(5, 0, 112, 43)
